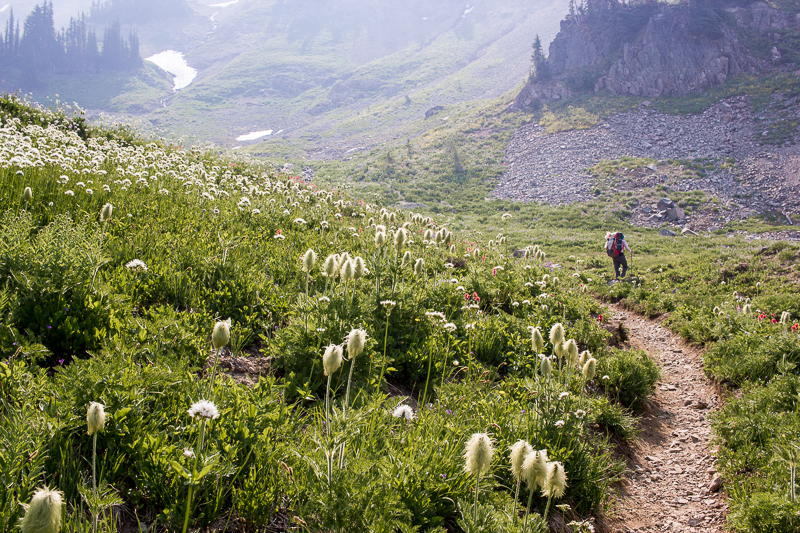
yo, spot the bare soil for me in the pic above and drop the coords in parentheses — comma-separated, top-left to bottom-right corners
(602, 303, 728, 533)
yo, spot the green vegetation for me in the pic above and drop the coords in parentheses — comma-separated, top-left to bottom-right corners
(592, 238, 800, 533)
(0, 94, 663, 532)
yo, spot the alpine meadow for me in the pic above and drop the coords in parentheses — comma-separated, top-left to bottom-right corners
(1, 0, 800, 532)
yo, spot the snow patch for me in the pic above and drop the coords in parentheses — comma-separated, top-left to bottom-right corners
(210, 0, 239, 7)
(462, 5, 474, 17)
(0, 4, 10, 13)
(236, 130, 273, 142)
(145, 50, 198, 92)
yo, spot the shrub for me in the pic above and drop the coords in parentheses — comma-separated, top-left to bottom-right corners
(598, 349, 660, 408)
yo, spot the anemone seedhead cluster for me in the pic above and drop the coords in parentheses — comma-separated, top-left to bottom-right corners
(21, 487, 63, 533)
(543, 461, 567, 498)
(392, 404, 414, 420)
(464, 433, 494, 477)
(301, 248, 317, 272)
(212, 319, 231, 350)
(510, 440, 533, 480)
(550, 323, 565, 346)
(346, 328, 367, 358)
(86, 402, 106, 435)
(323, 344, 343, 376)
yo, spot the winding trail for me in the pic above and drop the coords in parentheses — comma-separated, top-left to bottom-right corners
(604, 303, 728, 533)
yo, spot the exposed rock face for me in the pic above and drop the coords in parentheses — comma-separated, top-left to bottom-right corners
(596, 6, 755, 97)
(515, 2, 791, 108)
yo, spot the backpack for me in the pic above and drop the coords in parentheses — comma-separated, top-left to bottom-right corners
(606, 232, 624, 258)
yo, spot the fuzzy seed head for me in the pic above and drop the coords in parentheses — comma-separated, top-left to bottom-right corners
(394, 227, 407, 248)
(301, 248, 317, 272)
(424, 228, 433, 241)
(86, 402, 106, 436)
(341, 259, 355, 282)
(21, 487, 63, 533)
(522, 449, 549, 490)
(578, 350, 590, 368)
(549, 323, 565, 346)
(375, 231, 387, 247)
(354, 256, 366, 279)
(402, 250, 412, 266)
(323, 254, 337, 277)
(414, 258, 424, 276)
(583, 358, 597, 381)
(542, 461, 567, 498)
(100, 203, 113, 222)
(212, 319, 231, 349)
(541, 357, 552, 377)
(322, 344, 343, 376)
(742, 303, 752, 315)
(531, 328, 544, 353)
(564, 339, 579, 366)
(510, 440, 533, 480)
(464, 433, 494, 477)
(347, 328, 367, 358)
(23, 187, 33, 202)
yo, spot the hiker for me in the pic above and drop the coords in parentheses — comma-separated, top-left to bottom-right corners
(605, 231, 632, 280)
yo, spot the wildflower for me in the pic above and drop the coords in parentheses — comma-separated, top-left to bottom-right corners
(443, 322, 457, 333)
(318, 296, 330, 303)
(125, 259, 147, 271)
(354, 256, 367, 278)
(564, 339, 579, 366)
(541, 356, 552, 377)
(574, 410, 586, 419)
(555, 420, 565, 428)
(510, 440, 533, 480)
(301, 248, 317, 272)
(341, 259, 355, 282)
(522, 449, 549, 490)
(414, 258, 424, 276)
(512, 301, 520, 307)
(212, 319, 231, 350)
(347, 328, 367, 358)
(501, 213, 512, 221)
(381, 300, 396, 310)
(602, 375, 610, 381)
(23, 187, 33, 202)
(463, 433, 494, 477)
(274, 233, 285, 240)
(394, 227, 407, 248)
(86, 402, 106, 435)
(65, 190, 74, 196)
(187, 400, 220, 420)
(559, 392, 569, 400)
(293, 218, 307, 224)
(100, 203, 113, 222)
(549, 323, 565, 346)
(542, 461, 567, 498)
(183, 448, 195, 459)
(86, 189, 93, 195)
(322, 254, 337, 277)
(792, 323, 799, 332)
(582, 358, 597, 381)
(529, 327, 544, 352)
(375, 231, 387, 246)
(402, 250, 412, 265)
(494, 265, 504, 272)
(20, 487, 63, 533)
(322, 344, 343, 376)
(392, 404, 415, 420)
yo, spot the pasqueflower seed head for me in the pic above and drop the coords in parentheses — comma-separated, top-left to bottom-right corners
(322, 344, 343, 376)
(86, 402, 106, 435)
(510, 440, 533, 480)
(20, 487, 63, 533)
(212, 319, 231, 349)
(464, 433, 494, 477)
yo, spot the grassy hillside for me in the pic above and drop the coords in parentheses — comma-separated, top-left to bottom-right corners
(0, 94, 657, 532)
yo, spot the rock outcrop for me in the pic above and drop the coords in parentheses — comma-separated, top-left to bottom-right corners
(515, 1, 796, 108)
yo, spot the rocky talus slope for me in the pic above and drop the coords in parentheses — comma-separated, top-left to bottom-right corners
(494, 94, 800, 233)
(604, 304, 727, 533)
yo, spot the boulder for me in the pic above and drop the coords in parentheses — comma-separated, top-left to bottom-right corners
(665, 207, 686, 222)
(659, 228, 677, 237)
(657, 198, 675, 210)
(425, 106, 444, 119)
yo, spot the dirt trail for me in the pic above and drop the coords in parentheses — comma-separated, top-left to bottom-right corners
(604, 303, 727, 533)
